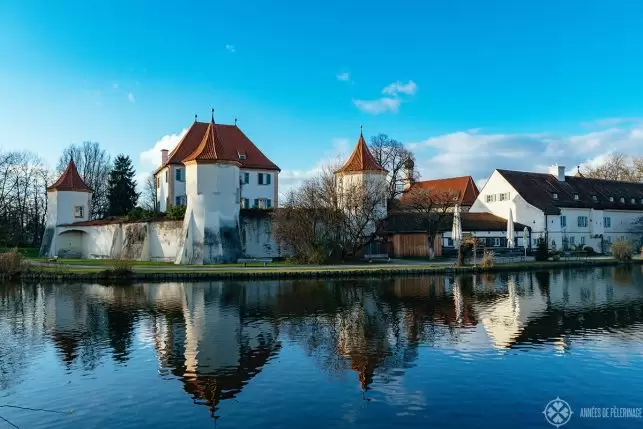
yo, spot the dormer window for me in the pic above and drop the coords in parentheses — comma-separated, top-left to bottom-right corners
(238, 152, 247, 160)
(592, 195, 598, 202)
(552, 193, 558, 200)
(574, 194, 579, 201)
(631, 198, 636, 204)
(640, 198, 643, 204)
(620, 197, 625, 203)
(609, 196, 614, 202)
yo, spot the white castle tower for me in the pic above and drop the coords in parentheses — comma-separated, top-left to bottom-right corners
(40, 159, 93, 257)
(335, 129, 389, 221)
(176, 113, 242, 264)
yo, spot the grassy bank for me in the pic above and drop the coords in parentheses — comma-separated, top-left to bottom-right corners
(18, 258, 641, 283)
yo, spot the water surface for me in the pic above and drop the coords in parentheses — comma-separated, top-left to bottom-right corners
(2, 266, 643, 428)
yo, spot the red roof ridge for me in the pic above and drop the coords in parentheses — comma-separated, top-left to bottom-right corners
(336, 133, 387, 174)
(47, 159, 92, 192)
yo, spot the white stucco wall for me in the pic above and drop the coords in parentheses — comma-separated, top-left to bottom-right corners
(157, 166, 169, 212)
(336, 171, 388, 220)
(48, 190, 91, 226)
(241, 216, 282, 258)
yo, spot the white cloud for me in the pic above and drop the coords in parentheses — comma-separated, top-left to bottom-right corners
(409, 123, 643, 185)
(337, 72, 351, 81)
(382, 80, 417, 96)
(225, 44, 236, 53)
(278, 137, 351, 198)
(353, 97, 401, 115)
(139, 128, 188, 170)
(127, 92, 135, 103)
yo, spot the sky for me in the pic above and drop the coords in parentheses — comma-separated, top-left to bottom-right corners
(2, 0, 643, 194)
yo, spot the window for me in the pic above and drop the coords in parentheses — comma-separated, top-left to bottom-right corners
(552, 193, 558, 200)
(156, 177, 160, 188)
(253, 198, 272, 209)
(620, 197, 625, 203)
(498, 192, 510, 201)
(486, 194, 496, 203)
(238, 152, 247, 160)
(577, 216, 588, 227)
(580, 236, 585, 245)
(175, 195, 186, 205)
(574, 194, 579, 201)
(241, 172, 249, 184)
(266, 173, 271, 185)
(258, 173, 264, 185)
(631, 198, 636, 204)
(592, 195, 598, 202)
(74, 206, 84, 218)
(257, 173, 272, 185)
(604, 217, 611, 228)
(241, 198, 250, 209)
(569, 236, 575, 245)
(609, 196, 614, 202)
(560, 216, 567, 228)
(165, 170, 168, 183)
(641, 198, 643, 204)
(492, 238, 500, 247)
(175, 168, 183, 181)
(446, 238, 453, 247)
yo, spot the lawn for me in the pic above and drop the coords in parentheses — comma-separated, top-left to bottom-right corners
(1, 247, 40, 258)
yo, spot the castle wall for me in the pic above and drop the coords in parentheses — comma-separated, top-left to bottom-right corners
(240, 214, 282, 258)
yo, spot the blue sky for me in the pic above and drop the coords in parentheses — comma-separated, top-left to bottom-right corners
(2, 0, 643, 191)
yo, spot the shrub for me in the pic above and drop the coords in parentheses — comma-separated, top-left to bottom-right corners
(611, 239, 633, 261)
(481, 250, 495, 269)
(167, 205, 187, 220)
(110, 258, 134, 277)
(0, 249, 25, 275)
(582, 245, 595, 255)
(534, 237, 549, 261)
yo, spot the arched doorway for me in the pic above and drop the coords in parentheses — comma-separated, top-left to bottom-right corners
(56, 229, 87, 258)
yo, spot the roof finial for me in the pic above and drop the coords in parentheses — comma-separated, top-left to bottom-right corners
(234, 117, 238, 127)
(360, 124, 363, 136)
(211, 108, 215, 123)
(577, 165, 581, 173)
(194, 113, 198, 123)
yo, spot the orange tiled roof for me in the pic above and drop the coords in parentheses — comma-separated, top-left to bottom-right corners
(47, 159, 92, 192)
(404, 176, 479, 206)
(183, 121, 238, 163)
(158, 121, 280, 172)
(336, 133, 387, 174)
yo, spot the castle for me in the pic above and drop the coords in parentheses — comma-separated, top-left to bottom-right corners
(40, 116, 386, 264)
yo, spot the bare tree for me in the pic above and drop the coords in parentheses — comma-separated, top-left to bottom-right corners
(369, 134, 416, 202)
(140, 174, 158, 212)
(57, 141, 112, 219)
(400, 186, 459, 259)
(273, 164, 387, 263)
(583, 152, 643, 182)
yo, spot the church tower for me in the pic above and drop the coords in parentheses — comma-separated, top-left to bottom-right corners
(40, 159, 93, 257)
(176, 112, 243, 264)
(335, 129, 388, 219)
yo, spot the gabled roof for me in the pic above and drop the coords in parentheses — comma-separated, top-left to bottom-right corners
(335, 133, 387, 174)
(183, 121, 239, 163)
(403, 176, 479, 206)
(156, 121, 280, 173)
(497, 169, 643, 215)
(384, 211, 528, 234)
(47, 159, 92, 192)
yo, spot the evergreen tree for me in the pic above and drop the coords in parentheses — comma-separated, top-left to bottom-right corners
(107, 154, 139, 216)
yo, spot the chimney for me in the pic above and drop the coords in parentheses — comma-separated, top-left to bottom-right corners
(161, 149, 169, 164)
(549, 164, 565, 181)
(403, 157, 415, 190)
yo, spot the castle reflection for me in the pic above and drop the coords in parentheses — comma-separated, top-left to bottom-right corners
(1, 265, 642, 418)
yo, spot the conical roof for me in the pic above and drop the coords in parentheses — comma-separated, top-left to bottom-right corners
(183, 120, 239, 163)
(336, 133, 387, 174)
(47, 159, 92, 192)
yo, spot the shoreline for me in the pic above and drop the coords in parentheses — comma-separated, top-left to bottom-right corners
(14, 258, 642, 283)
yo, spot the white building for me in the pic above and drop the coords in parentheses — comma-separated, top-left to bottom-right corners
(470, 165, 643, 252)
(154, 116, 280, 212)
(40, 115, 282, 264)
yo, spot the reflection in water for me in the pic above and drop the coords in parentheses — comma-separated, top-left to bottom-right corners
(1, 266, 643, 427)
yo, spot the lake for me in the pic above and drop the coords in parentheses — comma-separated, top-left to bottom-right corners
(2, 266, 643, 428)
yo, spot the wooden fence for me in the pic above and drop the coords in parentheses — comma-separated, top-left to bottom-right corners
(390, 234, 443, 257)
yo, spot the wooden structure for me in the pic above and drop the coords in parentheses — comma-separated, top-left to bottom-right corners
(390, 234, 443, 258)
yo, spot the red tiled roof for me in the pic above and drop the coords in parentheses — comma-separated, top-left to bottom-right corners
(497, 169, 643, 215)
(403, 176, 479, 206)
(183, 121, 239, 163)
(47, 159, 93, 192)
(336, 133, 387, 174)
(158, 121, 279, 172)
